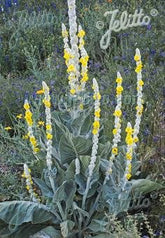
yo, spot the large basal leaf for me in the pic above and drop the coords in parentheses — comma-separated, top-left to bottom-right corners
(102, 183, 132, 215)
(0, 222, 46, 238)
(70, 111, 91, 136)
(59, 134, 92, 164)
(131, 179, 165, 195)
(0, 201, 57, 227)
(80, 113, 92, 136)
(98, 141, 111, 159)
(65, 160, 75, 180)
(33, 178, 54, 198)
(53, 180, 76, 211)
(59, 134, 76, 163)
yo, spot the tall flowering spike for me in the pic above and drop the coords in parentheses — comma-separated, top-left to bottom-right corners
(22, 164, 40, 202)
(88, 78, 101, 177)
(124, 122, 134, 181)
(62, 23, 77, 95)
(62, 0, 89, 95)
(78, 25, 89, 91)
(106, 72, 123, 176)
(42, 81, 53, 171)
(82, 78, 101, 208)
(24, 99, 39, 154)
(133, 48, 144, 147)
(68, 0, 80, 91)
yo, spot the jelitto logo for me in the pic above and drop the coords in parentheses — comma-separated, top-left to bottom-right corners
(96, 8, 158, 50)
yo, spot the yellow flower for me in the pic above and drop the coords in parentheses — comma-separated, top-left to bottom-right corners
(125, 173, 131, 180)
(36, 89, 44, 95)
(70, 88, 76, 95)
(79, 103, 84, 110)
(25, 110, 32, 118)
(77, 29, 85, 38)
(80, 57, 88, 67)
(33, 147, 40, 153)
(46, 133, 53, 140)
(46, 124, 52, 130)
(67, 64, 76, 72)
(16, 114, 22, 119)
(62, 30, 68, 38)
(116, 77, 122, 84)
(38, 121, 45, 126)
(24, 110, 33, 126)
(26, 185, 30, 191)
(113, 128, 118, 135)
(133, 137, 139, 143)
(116, 85, 123, 95)
(22, 134, 29, 140)
(24, 103, 30, 110)
(95, 109, 101, 118)
(30, 137, 37, 147)
(113, 110, 122, 117)
(125, 127, 134, 134)
(4, 126, 12, 131)
(92, 128, 98, 135)
(29, 179, 33, 185)
(43, 99, 51, 108)
(64, 51, 74, 60)
(126, 152, 132, 160)
(134, 55, 140, 61)
(21, 172, 26, 178)
(135, 63, 143, 73)
(138, 79, 144, 86)
(93, 92, 101, 100)
(112, 147, 118, 155)
(125, 136, 134, 145)
(93, 120, 100, 129)
(136, 105, 143, 112)
(81, 73, 88, 82)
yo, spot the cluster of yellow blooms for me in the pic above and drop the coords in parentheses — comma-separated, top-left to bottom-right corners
(111, 72, 123, 156)
(133, 48, 144, 147)
(92, 93, 101, 135)
(88, 78, 101, 177)
(22, 164, 40, 202)
(62, 0, 89, 95)
(62, 23, 77, 95)
(106, 72, 123, 176)
(125, 123, 134, 180)
(78, 25, 89, 91)
(24, 100, 39, 153)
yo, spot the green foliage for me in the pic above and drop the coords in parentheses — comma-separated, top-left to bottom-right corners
(0, 92, 164, 237)
(0, 201, 59, 238)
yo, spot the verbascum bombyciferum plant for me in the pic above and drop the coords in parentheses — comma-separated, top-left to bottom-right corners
(0, 1, 164, 238)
